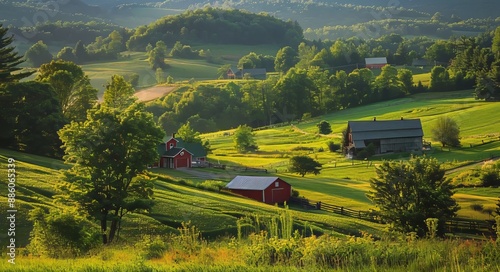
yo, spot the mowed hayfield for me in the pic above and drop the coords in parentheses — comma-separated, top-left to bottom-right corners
(202, 89, 500, 219)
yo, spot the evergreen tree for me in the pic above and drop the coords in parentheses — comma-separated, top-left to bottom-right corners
(0, 24, 33, 84)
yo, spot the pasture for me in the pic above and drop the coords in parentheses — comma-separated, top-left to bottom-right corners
(200, 89, 500, 219)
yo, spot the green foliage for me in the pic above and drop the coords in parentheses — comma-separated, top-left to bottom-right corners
(234, 125, 258, 152)
(0, 24, 34, 84)
(480, 161, 500, 187)
(316, 120, 332, 135)
(424, 218, 439, 239)
(137, 236, 168, 260)
(102, 74, 137, 110)
(197, 180, 226, 192)
(177, 121, 201, 143)
(288, 155, 322, 177)
(25, 40, 53, 67)
(56, 46, 77, 62)
(327, 141, 341, 152)
(0, 82, 65, 157)
(367, 156, 459, 237)
(126, 8, 303, 50)
(36, 60, 98, 122)
(148, 41, 168, 70)
(431, 116, 461, 147)
(356, 143, 377, 160)
(28, 208, 100, 258)
(58, 93, 164, 244)
(429, 66, 454, 91)
(274, 46, 298, 73)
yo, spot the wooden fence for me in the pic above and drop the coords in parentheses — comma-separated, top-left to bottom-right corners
(289, 196, 497, 237)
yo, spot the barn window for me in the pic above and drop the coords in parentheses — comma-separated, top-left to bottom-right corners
(169, 143, 174, 149)
(275, 181, 279, 187)
(180, 151, 184, 156)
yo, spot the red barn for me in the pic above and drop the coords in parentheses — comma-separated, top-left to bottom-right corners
(365, 57, 387, 69)
(157, 137, 193, 168)
(226, 176, 292, 204)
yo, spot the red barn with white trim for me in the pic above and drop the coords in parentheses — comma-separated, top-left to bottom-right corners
(226, 176, 292, 204)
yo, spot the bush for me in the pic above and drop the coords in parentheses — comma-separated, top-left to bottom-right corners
(198, 180, 226, 192)
(317, 120, 332, 135)
(139, 236, 168, 260)
(327, 141, 341, 152)
(290, 146, 314, 151)
(28, 208, 100, 258)
(480, 161, 500, 187)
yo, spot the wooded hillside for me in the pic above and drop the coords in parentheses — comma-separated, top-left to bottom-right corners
(126, 8, 304, 51)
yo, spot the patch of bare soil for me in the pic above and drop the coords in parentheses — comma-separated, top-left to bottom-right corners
(134, 85, 176, 102)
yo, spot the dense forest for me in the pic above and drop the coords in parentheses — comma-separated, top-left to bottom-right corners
(126, 8, 304, 50)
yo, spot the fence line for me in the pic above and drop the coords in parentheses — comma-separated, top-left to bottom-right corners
(288, 196, 496, 237)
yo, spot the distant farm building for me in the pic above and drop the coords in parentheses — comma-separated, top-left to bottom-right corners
(365, 57, 387, 69)
(226, 67, 267, 79)
(156, 135, 207, 169)
(345, 118, 423, 156)
(226, 176, 292, 204)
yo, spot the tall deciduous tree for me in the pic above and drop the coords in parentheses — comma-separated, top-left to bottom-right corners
(103, 74, 137, 109)
(0, 24, 34, 84)
(233, 124, 257, 152)
(367, 156, 459, 237)
(431, 116, 461, 147)
(58, 95, 164, 244)
(177, 121, 201, 143)
(36, 60, 97, 122)
(492, 26, 500, 57)
(288, 156, 322, 177)
(25, 40, 53, 67)
(274, 46, 298, 73)
(0, 82, 65, 157)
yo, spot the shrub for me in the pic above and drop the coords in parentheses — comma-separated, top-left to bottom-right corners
(198, 180, 226, 192)
(480, 161, 500, 187)
(317, 120, 332, 135)
(28, 208, 100, 258)
(291, 146, 314, 152)
(327, 141, 341, 152)
(139, 236, 168, 260)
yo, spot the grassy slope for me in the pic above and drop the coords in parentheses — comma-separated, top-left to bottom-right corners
(0, 149, 386, 248)
(81, 44, 280, 94)
(201, 90, 500, 219)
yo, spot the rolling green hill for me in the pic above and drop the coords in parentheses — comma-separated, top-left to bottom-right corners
(202, 89, 500, 219)
(0, 148, 386, 248)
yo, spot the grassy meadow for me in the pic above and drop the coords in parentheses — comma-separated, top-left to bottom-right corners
(1, 88, 500, 269)
(201, 89, 500, 219)
(81, 43, 280, 95)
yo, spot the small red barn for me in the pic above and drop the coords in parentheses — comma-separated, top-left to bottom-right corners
(365, 57, 387, 69)
(157, 137, 193, 168)
(226, 176, 292, 204)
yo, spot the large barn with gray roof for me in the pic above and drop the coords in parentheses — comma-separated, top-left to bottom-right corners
(345, 118, 424, 156)
(226, 176, 292, 204)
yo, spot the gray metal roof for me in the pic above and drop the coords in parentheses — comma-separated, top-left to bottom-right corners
(365, 57, 387, 65)
(349, 119, 423, 142)
(226, 176, 281, 190)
